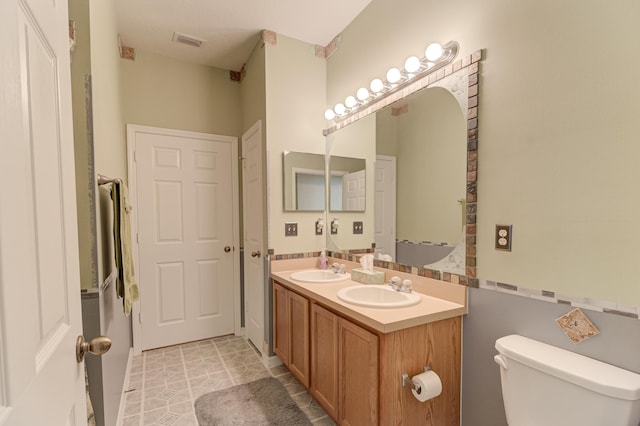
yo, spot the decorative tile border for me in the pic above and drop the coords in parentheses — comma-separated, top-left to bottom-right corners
(271, 251, 322, 261)
(479, 279, 639, 320)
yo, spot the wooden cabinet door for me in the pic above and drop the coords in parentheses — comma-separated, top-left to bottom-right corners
(288, 290, 310, 387)
(273, 282, 289, 365)
(338, 319, 379, 426)
(310, 303, 339, 420)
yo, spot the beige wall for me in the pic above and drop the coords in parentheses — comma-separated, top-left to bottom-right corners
(394, 88, 466, 244)
(69, 0, 95, 290)
(265, 35, 327, 254)
(89, 0, 127, 285)
(120, 51, 242, 137)
(239, 41, 267, 245)
(327, 0, 640, 305)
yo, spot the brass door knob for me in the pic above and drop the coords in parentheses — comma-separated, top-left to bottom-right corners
(224, 246, 232, 253)
(251, 250, 261, 258)
(76, 335, 112, 362)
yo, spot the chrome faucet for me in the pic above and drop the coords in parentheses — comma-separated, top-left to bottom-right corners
(387, 276, 412, 293)
(329, 263, 346, 274)
(387, 276, 402, 291)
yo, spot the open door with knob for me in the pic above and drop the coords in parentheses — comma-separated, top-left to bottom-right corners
(0, 0, 91, 422)
(242, 121, 266, 356)
(76, 336, 112, 362)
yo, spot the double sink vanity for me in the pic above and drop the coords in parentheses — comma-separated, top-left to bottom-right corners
(271, 256, 467, 425)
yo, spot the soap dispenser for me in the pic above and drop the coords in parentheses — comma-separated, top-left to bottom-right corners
(319, 250, 328, 270)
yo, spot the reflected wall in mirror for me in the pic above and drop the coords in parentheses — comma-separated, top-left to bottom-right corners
(329, 156, 366, 212)
(379, 86, 466, 270)
(282, 151, 326, 212)
(326, 58, 479, 279)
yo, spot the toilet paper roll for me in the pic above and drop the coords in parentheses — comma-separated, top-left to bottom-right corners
(411, 370, 442, 402)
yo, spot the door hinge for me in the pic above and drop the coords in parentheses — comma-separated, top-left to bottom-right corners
(139, 311, 143, 323)
(136, 233, 139, 244)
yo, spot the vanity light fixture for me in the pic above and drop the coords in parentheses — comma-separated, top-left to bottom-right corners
(386, 67, 402, 84)
(324, 40, 459, 123)
(356, 87, 369, 101)
(404, 56, 421, 74)
(370, 78, 384, 94)
(344, 95, 358, 109)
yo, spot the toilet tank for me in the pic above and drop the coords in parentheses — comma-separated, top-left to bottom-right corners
(495, 335, 640, 426)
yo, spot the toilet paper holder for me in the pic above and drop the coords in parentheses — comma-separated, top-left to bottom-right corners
(402, 366, 430, 392)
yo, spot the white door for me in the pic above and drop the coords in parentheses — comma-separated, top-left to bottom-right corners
(132, 126, 238, 350)
(0, 0, 87, 423)
(242, 121, 266, 356)
(375, 156, 397, 260)
(342, 169, 366, 211)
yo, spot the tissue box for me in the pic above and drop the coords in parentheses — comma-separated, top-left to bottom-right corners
(351, 268, 385, 285)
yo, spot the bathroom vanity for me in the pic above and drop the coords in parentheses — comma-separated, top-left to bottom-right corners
(271, 258, 467, 425)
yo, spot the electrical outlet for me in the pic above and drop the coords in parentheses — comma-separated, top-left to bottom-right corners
(285, 222, 298, 236)
(495, 224, 512, 251)
(353, 221, 363, 234)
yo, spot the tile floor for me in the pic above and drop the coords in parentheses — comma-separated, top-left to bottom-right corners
(121, 335, 335, 426)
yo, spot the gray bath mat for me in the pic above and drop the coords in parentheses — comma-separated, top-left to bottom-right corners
(194, 377, 312, 425)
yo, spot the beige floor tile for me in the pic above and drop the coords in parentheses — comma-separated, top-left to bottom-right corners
(123, 336, 331, 425)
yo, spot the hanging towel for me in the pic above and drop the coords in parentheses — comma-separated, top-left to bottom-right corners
(110, 180, 139, 316)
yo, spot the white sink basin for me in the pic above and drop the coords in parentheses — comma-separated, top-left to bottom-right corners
(337, 285, 421, 308)
(289, 269, 350, 283)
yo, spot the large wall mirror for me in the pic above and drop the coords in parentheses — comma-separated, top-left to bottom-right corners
(329, 156, 366, 212)
(327, 65, 476, 278)
(282, 151, 326, 212)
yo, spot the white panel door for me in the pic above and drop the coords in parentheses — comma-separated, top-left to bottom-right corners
(134, 127, 237, 350)
(375, 156, 397, 260)
(0, 0, 86, 423)
(242, 122, 266, 356)
(342, 169, 366, 211)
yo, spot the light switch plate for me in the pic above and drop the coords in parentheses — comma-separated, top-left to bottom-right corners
(495, 224, 512, 251)
(353, 221, 363, 234)
(285, 222, 298, 236)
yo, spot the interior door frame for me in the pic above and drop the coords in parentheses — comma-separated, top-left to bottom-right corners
(375, 155, 397, 260)
(126, 124, 241, 355)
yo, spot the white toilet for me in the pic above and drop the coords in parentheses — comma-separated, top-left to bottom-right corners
(494, 334, 640, 426)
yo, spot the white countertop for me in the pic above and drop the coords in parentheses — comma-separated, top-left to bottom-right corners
(271, 265, 467, 334)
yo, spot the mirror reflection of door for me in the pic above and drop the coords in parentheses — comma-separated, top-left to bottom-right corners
(328, 155, 366, 212)
(295, 169, 325, 210)
(282, 151, 325, 211)
(342, 169, 365, 210)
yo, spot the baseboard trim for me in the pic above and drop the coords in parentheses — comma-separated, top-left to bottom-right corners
(115, 348, 134, 426)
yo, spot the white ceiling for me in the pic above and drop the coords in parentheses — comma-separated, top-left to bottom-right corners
(115, 0, 371, 71)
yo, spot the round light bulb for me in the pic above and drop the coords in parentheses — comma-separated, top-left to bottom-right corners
(356, 87, 369, 101)
(425, 42, 443, 61)
(345, 95, 357, 108)
(334, 103, 346, 116)
(386, 67, 402, 84)
(404, 56, 421, 73)
(370, 78, 384, 93)
(324, 108, 336, 120)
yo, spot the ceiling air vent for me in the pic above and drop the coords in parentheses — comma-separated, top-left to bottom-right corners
(172, 32, 205, 48)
